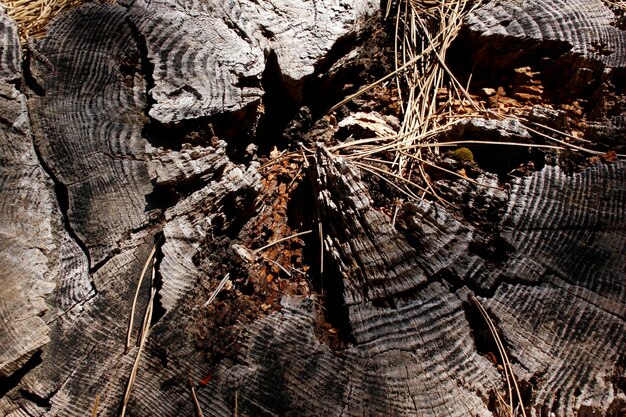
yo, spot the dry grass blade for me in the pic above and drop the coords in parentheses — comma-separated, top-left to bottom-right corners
(474, 296, 513, 412)
(328, 40, 439, 114)
(397, 150, 501, 190)
(472, 296, 528, 417)
(252, 230, 312, 255)
(478, 110, 623, 157)
(326, 0, 487, 206)
(328, 0, 605, 208)
(287, 164, 304, 190)
(519, 122, 605, 156)
(203, 273, 231, 308)
(91, 394, 100, 417)
(403, 140, 564, 151)
(522, 119, 594, 144)
(331, 123, 450, 157)
(262, 256, 292, 277)
(259, 151, 303, 171)
(126, 242, 159, 353)
(120, 258, 157, 417)
(352, 160, 424, 201)
(188, 377, 205, 417)
(390, 0, 484, 156)
(317, 215, 324, 293)
(495, 391, 515, 417)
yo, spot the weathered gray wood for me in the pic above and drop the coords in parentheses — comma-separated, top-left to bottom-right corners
(159, 158, 261, 312)
(311, 148, 430, 305)
(484, 163, 626, 415)
(26, 0, 379, 267)
(1, 0, 379, 415)
(312, 152, 624, 416)
(121, 0, 378, 122)
(487, 283, 625, 416)
(439, 162, 626, 415)
(203, 153, 625, 416)
(0, 4, 91, 385)
(213, 286, 499, 417)
(467, 0, 626, 68)
(27, 3, 153, 268)
(0, 5, 55, 380)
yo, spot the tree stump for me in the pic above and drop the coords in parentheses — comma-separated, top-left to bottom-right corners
(0, 0, 624, 416)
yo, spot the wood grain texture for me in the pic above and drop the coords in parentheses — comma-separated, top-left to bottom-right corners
(150, 142, 229, 187)
(0, 5, 19, 80)
(204, 150, 501, 417)
(212, 289, 499, 417)
(432, 161, 626, 315)
(498, 162, 625, 310)
(312, 149, 429, 305)
(0, 7, 90, 388)
(485, 283, 625, 416)
(159, 159, 260, 312)
(1, 0, 625, 415)
(467, 0, 626, 68)
(404, 162, 626, 416)
(26, 0, 379, 267)
(27, 3, 153, 268)
(233, 0, 379, 82)
(0, 6, 54, 379)
(481, 163, 626, 415)
(121, 0, 378, 122)
(55, 158, 261, 417)
(1, 0, 379, 414)
(15, 239, 157, 417)
(124, 0, 265, 123)
(224, 151, 622, 416)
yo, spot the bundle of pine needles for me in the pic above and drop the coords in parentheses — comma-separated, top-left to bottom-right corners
(386, 0, 484, 200)
(329, 0, 486, 203)
(327, 0, 619, 204)
(1, 0, 88, 42)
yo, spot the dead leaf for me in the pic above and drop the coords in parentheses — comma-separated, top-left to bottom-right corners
(601, 150, 617, 162)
